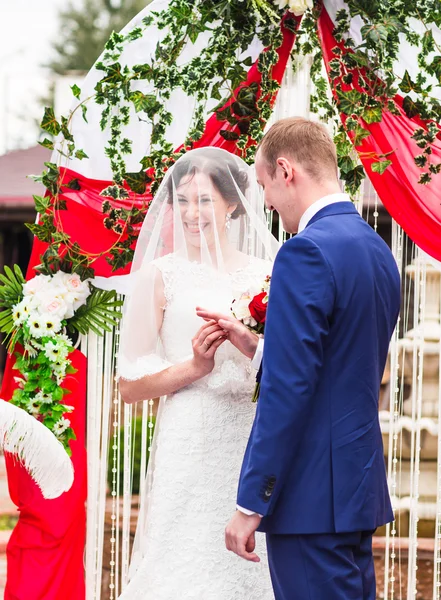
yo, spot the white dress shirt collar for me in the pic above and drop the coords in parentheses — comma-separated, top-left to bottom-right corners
(297, 193, 352, 234)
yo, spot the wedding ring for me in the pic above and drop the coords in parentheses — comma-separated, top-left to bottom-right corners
(203, 341, 210, 349)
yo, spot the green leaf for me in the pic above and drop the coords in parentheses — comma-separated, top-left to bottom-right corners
(52, 387, 64, 402)
(338, 155, 355, 174)
(67, 287, 123, 336)
(40, 107, 60, 136)
(418, 172, 432, 185)
(39, 138, 55, 150)
(352, 124, 370, 147)
(360, 23, 389, 45)
(428, 56, 441, 82)
(337, 89, 363, 116)
(414, 154, 428, 168)
(363, 105, 382, 124)
(399, 70, 422, 95)
(75, 149, 89, 160)
(71, 84, 81, 99)
(0, 265, 25, 310)
(219, 130, 239, 141)
(422, 30, 435, 55)
(371, 159, 392, 175)
(33, 195, 50, 213)
(129, 91, 161, 115)
(104, 62, 124, 84)
(429, 163, 441, 175)
(342, 165, 365, 194)
(0, 309, 13, 334)
(124, 170, 152, 195)
(402, 96, 419, 119)
(65, 178, 81, 191)
(26, 223, 52, 243)
(81, 104, 88, 123)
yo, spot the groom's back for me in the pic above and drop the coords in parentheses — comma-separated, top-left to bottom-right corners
(261, 201, 401, 535)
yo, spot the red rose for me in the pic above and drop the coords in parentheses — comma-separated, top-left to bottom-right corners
(249, 292, 268, 324)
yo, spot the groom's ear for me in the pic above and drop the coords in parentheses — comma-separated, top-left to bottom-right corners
(276, 157, 295, 184)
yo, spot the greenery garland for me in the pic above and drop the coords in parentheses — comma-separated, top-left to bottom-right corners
(31, 0, 441, 279)
(0, 267, 123, 453)
(35, 0, 293, 276)
(294, 0, 441, 193)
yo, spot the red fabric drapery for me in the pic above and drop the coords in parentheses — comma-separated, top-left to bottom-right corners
(1, 16, 298, 599)
(318, 6, 441, 262)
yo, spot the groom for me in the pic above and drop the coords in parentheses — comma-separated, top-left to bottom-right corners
(197, 117, 401, 599)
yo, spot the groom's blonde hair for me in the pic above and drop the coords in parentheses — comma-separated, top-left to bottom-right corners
(258, 117, 338, 181)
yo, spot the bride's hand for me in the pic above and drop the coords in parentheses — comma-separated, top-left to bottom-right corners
(191, 320, 227, 378)
(195, 308, 259, 360)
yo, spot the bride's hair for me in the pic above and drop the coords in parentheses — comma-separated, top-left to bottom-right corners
(166, 155, 248, 219)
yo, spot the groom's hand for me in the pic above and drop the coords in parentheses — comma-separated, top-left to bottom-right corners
(196, 308, 259, 359)
(225, 511, 261, 562)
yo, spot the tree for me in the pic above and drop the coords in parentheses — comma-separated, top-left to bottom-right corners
(49, 0, 149, 74)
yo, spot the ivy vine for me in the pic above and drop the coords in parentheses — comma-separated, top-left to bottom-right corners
(35, 0, 292, 276)
(33, 0, 441, 276)
(294, 0, 441, 194)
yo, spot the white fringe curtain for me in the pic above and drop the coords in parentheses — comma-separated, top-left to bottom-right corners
(83, 56, 441, 600)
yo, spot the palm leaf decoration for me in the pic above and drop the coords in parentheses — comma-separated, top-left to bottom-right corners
(67, 286, 123, 336)
(0, 265, 25, 335)
(0, 265, 25, 308)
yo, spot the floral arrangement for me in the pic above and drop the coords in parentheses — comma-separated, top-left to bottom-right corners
(232, 275, 271, 402)
(232, 275, 271, 335)
(0, 266, 123, 454)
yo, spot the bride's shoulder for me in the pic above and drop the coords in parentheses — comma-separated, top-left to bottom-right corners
(150, 253, 176, 273)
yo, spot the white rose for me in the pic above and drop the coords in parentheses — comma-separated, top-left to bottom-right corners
(232, 294, 253, 322)
(62, 273, 90, 312)
(23, 274, 51, 296)
(32, 291, 68, 320)
(287, 0, 313, 16)
(273, 0, 313, 15)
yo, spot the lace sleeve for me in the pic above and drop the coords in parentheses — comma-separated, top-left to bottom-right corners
(118, 258, 173, 382)
(117, 354, 173, 381)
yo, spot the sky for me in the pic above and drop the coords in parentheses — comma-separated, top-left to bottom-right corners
(0, 0, 79, 154)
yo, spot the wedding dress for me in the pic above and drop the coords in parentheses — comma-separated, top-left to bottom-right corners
(118, 254, 274, 599)
(117, 147, 279, 599)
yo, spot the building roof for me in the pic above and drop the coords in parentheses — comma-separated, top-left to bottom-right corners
(0, 145, 50, 208)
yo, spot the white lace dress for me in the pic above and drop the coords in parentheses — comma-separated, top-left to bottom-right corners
(118, 255, 274, 600)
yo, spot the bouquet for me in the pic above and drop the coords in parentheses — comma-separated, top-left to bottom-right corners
(231, 275, 271, 402)
(0, 266, 123, 453)
(231, 275, 271, 335)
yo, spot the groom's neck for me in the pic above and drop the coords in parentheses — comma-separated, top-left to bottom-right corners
(298, 180, 342, 214)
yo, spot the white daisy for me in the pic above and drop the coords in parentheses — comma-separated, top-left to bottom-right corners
(23, 341, 38, 358)
(26, 399, 41, 416)
(28, 314, 47, 338)
(34, 391, 53, 404)
(44, 341, 69, 363)
(40, 314, 62, 337)
(12, 297, 33, 327)
(53, 417, 71, 436)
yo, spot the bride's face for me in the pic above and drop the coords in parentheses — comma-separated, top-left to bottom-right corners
(176, 172, 234, 249)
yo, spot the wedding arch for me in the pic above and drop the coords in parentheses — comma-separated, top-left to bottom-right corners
(1, 0, 441, 598)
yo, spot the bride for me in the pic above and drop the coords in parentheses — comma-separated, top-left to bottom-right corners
(117, 147, 279, 599)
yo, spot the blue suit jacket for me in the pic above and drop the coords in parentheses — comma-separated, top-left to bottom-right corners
(237, 202, 401, 535)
